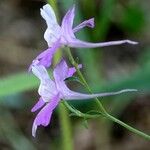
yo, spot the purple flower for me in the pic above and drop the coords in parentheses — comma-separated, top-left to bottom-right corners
(31, 59, 137, 137)
(31, 4, 137, 68)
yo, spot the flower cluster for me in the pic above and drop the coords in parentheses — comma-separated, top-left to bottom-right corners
(30, 4, 137, 137)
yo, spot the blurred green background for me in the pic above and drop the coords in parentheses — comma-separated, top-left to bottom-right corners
(0, 0, 150, 149)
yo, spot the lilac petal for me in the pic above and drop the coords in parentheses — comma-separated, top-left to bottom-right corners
(31, 97, 45, 112)
(40, 4, 61, 47)
(36, 39, 61, 68)
(63, 89, 137, 100)
(68, 39, 138, 48)
(40, 4, 57, 27)
(35, 48, 53, 68)
(61, 5, 76, 40)
(44, 27, 61, 47)
(54, 60, 82, 82)
(32, 65, 52, 82)
(32, 65, 57, 102)
(32, 94, 60, 137)
(62, 5, 75, 29)
(73, 18, 94, 33)
(67, 64, 82, 78)
(53, 59, 69, 82)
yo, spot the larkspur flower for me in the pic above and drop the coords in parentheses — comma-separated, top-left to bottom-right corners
(31, 59, 137, 137)
(30, 4, 137, 68)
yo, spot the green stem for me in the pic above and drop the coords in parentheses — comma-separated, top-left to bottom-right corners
(58, 103, 74, 150)
(66, 47, 150, 140)
(62, 101, 101, 119)
(66, 47, 107, 114)
(107, 114, 150, 140)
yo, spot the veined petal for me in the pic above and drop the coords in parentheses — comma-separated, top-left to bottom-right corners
(32, 65, 52, 82)
(37, 39, 61, 68)
(68, 39, 138, 48)
(63, 89, 137, 100)
(40, 4, 57, 26)
(31, 97, 45, 112)
(53, 59, 69, 82)
(41, 4, 61, 47)
(53, 59, 82, 82)
(30, 39, 61, 69)
(32, 94, 60, 137)
(73, 18, 94, 33)
(61, 5, 75, 29)
(61, 5, 76, 40)
(44, 27, 61, 47)
(32, 65, 57, 102)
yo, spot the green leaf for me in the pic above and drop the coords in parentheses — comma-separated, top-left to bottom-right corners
(0, 72, 38, 97)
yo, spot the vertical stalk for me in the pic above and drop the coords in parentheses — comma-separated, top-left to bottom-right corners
(59, 103, 74, 150)
(47, 1, 74, 149)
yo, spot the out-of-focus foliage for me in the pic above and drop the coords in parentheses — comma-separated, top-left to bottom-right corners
(117, 5, 145, 33)
(0, 72, 38, 97)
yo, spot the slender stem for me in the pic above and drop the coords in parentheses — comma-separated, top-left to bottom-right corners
(66, 47, 107, 114)
(107, 114, 150, 140)
(62, 100, 102, 119)
(66, 47, 150, 140)
(58, 103, 74, 150)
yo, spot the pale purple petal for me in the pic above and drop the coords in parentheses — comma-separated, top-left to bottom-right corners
(73, 18, 94, 33)
(32, 65, 57, 102)
(54, 60, 82, 82)
(61, 5, 75, 29)
(67, 64, 82, 78)
(32, 94, 60, 137)
(31, 97, 45, 112)
(32, 65, 52, 82)
(53, 59, 69, 82)
(61, 5, 76, 41)
(35, 39, 61, 68)
(36, 48, 53, 68)
(40, 4, 61, 46)
(44, 27, 61, 47)
(67, 39, 138, 48)
(63, 89, 137, 100)
(40, 4, 57, 27)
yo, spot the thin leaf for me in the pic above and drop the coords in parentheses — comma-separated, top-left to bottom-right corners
(0, 72, 38, 97)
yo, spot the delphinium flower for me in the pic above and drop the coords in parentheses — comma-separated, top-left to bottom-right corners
(31, 59, 136, 137)
(30, 4, 137, 68)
